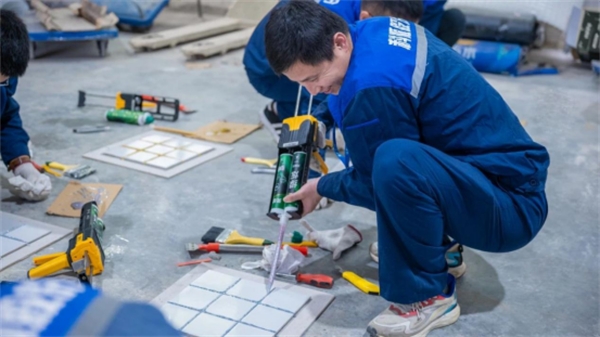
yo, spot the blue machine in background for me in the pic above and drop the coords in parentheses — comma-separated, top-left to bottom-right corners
(90, 0, 170, 31)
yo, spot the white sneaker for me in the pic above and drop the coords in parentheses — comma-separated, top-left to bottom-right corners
(366, 274, 460, 337)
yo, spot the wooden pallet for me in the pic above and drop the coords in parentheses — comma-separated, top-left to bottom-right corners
(129, 0, 276, 56)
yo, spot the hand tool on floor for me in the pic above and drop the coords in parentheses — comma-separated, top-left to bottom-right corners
(252, 167, 276, 174)
(186, 243, 308, 256)
(44, 161, 96, 179)
(73, 125, 111, 133)
(77, 90, 192, 121)
(176, 258, 212, 267)
(265, 89, 328, 290)
(335, 267, 380, 295)
(28, 202, 105, 284)
(201, 227, 273, 246)
(276, 273, 334, 289)
(241, 157, 277, 168)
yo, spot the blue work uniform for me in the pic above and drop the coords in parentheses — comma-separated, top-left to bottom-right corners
(317, 18, 549, 304)
(419, 0, 446, 35)
(243, 0, 361, 119)
(1, 77, 30, 166)
(0, 279, 181, 336)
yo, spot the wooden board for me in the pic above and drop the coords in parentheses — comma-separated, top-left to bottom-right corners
(153, 120, 261, 144)
(180, 27, 254, 59)
(129, 17, 242, 51)
(151, 264, 335, 337)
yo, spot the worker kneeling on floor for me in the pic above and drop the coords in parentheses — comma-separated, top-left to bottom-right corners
(264, 1, 550, 336)
(1, 9, 52, 201)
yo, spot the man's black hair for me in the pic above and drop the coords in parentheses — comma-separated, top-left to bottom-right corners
(361, 0, 423, 22)
(1, 9, 30, 77)
(265, 0, 349, 75)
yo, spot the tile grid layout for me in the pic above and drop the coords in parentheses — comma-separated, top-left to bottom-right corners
(162, 270, 310, 337)
(1, 224, 50, 258)
(102, 134, 213, 170)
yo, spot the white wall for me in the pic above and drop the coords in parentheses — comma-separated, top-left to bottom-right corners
(448, 0, 585, 31)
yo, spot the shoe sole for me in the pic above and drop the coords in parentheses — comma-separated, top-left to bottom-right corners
(258, 108, 281, 144)
(366, 304, 461, 337)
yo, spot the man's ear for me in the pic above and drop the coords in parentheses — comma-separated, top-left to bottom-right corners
(333, 32, 350, 52)
(359, 10, 372, 20)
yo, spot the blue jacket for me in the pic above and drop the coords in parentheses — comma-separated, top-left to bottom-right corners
(420, 0, 446, 34)
(317, 17, 549, 210)
(0, 279, 181, 336)
(243, 0, 362, 97)
(1, 77, 30, 166)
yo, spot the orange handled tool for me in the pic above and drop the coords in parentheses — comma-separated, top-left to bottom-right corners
(277, 273, 334, 289)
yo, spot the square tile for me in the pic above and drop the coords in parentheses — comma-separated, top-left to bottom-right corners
(182, 313, 235, 337)
(168, 286, 220, 310)
(102, 146, 137, 158)
(0, 236, 25, 257)
(184, 144, 214, 155)
(165, 149, 199, 162)
(160, 303, 198, 330)
(226, 279, 270, 302)
(146, 156, 180, 169)
(125, 151, 158, 164)
(260, 288, 310, 313)
(224, 323, 274, 337)
(163, 139, 192, 148)
(4, 225, 50, 244)
(241, 305, 293, 333)
(191, 270, 240, 292)
(142, 135, 172, 144)
(124, 140, 154, 150)
(145, 145, 175, 155)
(206, 295, 255, 321)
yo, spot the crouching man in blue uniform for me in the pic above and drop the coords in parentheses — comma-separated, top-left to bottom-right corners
(1, 9, 52, 201)
(265, 1, 549, 336)
(243, 0, 423, 142)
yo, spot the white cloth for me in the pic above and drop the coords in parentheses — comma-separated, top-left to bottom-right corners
(8, 163, 52, 201)
(307, 224, 363, 260)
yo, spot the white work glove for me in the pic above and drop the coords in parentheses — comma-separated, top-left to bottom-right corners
(305, 222, 363, 260)
(8, 162, 52, 201)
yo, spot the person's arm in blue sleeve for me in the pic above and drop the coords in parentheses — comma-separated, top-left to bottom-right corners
(312, 98, 335, 130)
(317, 166, 375, 211)
(1, 77, 30, 166)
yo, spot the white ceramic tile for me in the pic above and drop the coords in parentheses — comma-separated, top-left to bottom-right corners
(191, 270, 240, 292)
(145, 145, 174, 155)
(184, 144, 214, 155)
(168, 286, 220, 310)
(163, 139, 192, 148)
(0, 236, 25, 257)
(4, 225, 50, 244)
(160, 303, 198, 330)
(224, 323, 274, 337)
(142, 135, 172, 144)
(146, 156, 180, 169)
(124, 140, 154, 150)
(182, 313, 235, 337)
(165, 149, 199, 161)
(206, 295, 255, 321)
(226, 279, 270, 302)
(102, 146, 137, 158)
(241, 305, 293, 333)
(260, 288, 310, 313)
(125, 151, 158, 164)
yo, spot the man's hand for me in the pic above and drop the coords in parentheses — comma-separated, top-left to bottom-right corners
(283, 177, 322, 217)
(8, 162, 52, 201)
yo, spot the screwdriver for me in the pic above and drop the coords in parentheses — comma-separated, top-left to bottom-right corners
(276, 273, 334, 289)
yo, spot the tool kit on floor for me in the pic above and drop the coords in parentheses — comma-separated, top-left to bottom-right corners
(43, 161, 96, 179)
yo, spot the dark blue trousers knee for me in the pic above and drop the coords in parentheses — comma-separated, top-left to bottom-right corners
(372, 139, 546, 304)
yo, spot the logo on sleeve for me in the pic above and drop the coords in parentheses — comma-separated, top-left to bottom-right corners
(388, 17, 412, 50)
(317, 0, 341, 4)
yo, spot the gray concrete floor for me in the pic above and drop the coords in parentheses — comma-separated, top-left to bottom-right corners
(1, 5, 599, 337)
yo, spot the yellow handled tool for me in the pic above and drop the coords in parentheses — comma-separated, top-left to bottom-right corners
(337, 267, 380, 295)
(241, 157, 278, 168)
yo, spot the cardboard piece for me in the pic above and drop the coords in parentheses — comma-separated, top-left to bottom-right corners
(153, 121, 261, 144)
(47, 181, 122, 218)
